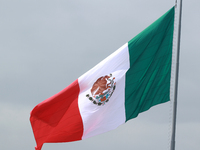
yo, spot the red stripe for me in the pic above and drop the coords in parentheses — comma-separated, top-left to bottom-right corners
(30, 79, 83, 150)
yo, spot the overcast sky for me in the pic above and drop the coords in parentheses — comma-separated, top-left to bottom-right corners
(0, 0, 200, 150)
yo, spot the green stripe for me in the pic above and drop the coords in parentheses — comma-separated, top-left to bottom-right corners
(125, 7, 175, 122)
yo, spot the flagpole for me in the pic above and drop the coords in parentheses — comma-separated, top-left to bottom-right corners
(170, 0, 183, 150)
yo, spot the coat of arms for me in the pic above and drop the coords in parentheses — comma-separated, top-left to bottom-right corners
(86, 74, 116, 106)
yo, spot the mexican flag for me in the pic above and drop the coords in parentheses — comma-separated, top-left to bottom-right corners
(30, 7, 175, 150)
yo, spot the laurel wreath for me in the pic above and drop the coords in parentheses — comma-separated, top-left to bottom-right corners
(86, 85, 115, 106)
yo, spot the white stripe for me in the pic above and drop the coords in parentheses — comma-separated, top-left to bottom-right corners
(78, 43, 130, 139)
